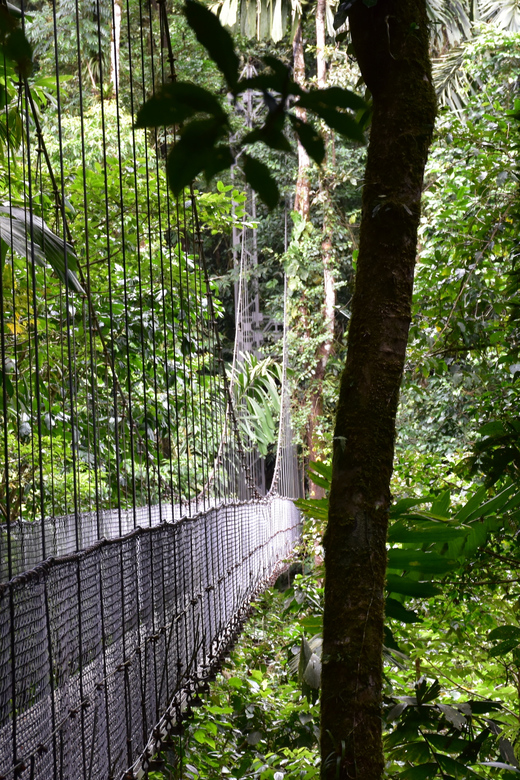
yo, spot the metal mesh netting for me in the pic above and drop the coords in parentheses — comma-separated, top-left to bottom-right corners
(0, 498, 300, 780)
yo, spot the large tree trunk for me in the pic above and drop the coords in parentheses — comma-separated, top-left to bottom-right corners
(320, 2, 436, 779)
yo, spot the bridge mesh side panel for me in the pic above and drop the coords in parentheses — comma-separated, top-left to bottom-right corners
(0, 499, 300, 780)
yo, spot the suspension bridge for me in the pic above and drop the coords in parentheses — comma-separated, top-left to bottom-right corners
(0, 3, 302, 778)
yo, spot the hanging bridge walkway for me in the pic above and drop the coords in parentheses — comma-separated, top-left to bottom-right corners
(0, 2, 302, 777)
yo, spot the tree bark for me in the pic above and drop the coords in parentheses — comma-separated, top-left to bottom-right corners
(306, 0, 335, 493)
(110, 0, 122, 97)
(293, 21, 310, 220)
(320, 2, 436, 779)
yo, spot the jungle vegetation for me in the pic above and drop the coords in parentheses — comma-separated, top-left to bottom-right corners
(2, 0, 520, 778)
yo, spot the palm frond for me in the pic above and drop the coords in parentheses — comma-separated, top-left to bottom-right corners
(0, 204, 84, 294)
(427, 0, 472, 52)
(480, 0, 520, 30)
(432, 41, 480, 110)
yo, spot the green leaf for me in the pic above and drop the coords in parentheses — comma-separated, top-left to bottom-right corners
(0, 368, 14, 402)
(308, 461, 332, 482)
(455, 485, 489, 522)
(468, 701, 501, 714)
(237, 56, 296, 96)
(387, 548, 457, 574)
(5, 27, 33, 77)
(434, 754, 481, 779)
(436, 703, 466, 730)
(478, 421, 507, 437)
(297, 86, 366, 113)
(425, 734, 470, 753)
(237, 72, 298, 96)
(416, 678, 441, 704)
(388, 521, 468, 544)
(135, 82, 225, 128)
(386, 575, 440, 598)
(386, 597, 422, 623)
(184, 0, 239, 89)
(300, 615, 322, 634)
(0, 205, 84, 293)
(430, 489, 450, 517)
(242, 123, 292, 153)
(462, 483, 519, 523)
(203, 144, 234, 181)
(488, 625, 520, 642)
(294, 497, 329, 520)
(288, 114, 325, 165)
(167, 142, 209, 196)
(390, 497, 428, 517)
(488, 638, 520, 658)
(261, 55, 292, 87)
(306, 104, 365, 142)
(242, 154, 279, 209)
(398, 762, 438, 780)
(166, 119, 227, 194)
(305, 473, 330, 490)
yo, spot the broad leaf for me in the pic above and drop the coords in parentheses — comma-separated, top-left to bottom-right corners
(304, 104, 365, 143)
(185, 1, 239, 89)
(461, 483, 519, 523)
(288, 114, 325, 165)
(388, 520, 468, 544)
(436, 703, 466, 730)
(242, 154, 279, 209)
(386, 597, 422, 623)
(0, 205, 84, 293)
(298, 86, 366, 113)
(204, 144, 234, 181)
(434, 753, 481, 778)
(242, 123, 292, 153)
(135, 82, 225, 128)
(390, 497, 428, 517)
(387, 548, 457, 574)
(488, 625, 520, 642)
(416, 678, 441, 704)
(488, 637, 520, 658)
(480, 763, 520, 773)
(386, 575, 440, 598)
(398, 763, 439, 780)
(166, 119, 228, 194)
(308, 461, 332, 481)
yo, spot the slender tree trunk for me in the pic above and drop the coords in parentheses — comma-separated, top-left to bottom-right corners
(110, 0, 122, 97)
(305, 0, 335, 492)
(293, 21, 310, 220)
(320, 2, 436, 779)
(316, 0, 327, 89)
(306, 0, 335, 490)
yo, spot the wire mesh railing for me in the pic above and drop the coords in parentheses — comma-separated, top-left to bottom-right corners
(0, 498, 300, 780)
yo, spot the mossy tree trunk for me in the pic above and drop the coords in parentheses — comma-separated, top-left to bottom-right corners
(320, 2, 436, 779)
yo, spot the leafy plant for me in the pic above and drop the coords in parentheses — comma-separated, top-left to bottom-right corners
(135, 1, 367, 208)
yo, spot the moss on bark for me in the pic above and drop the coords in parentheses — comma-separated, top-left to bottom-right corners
(320, 2, 437, 779)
